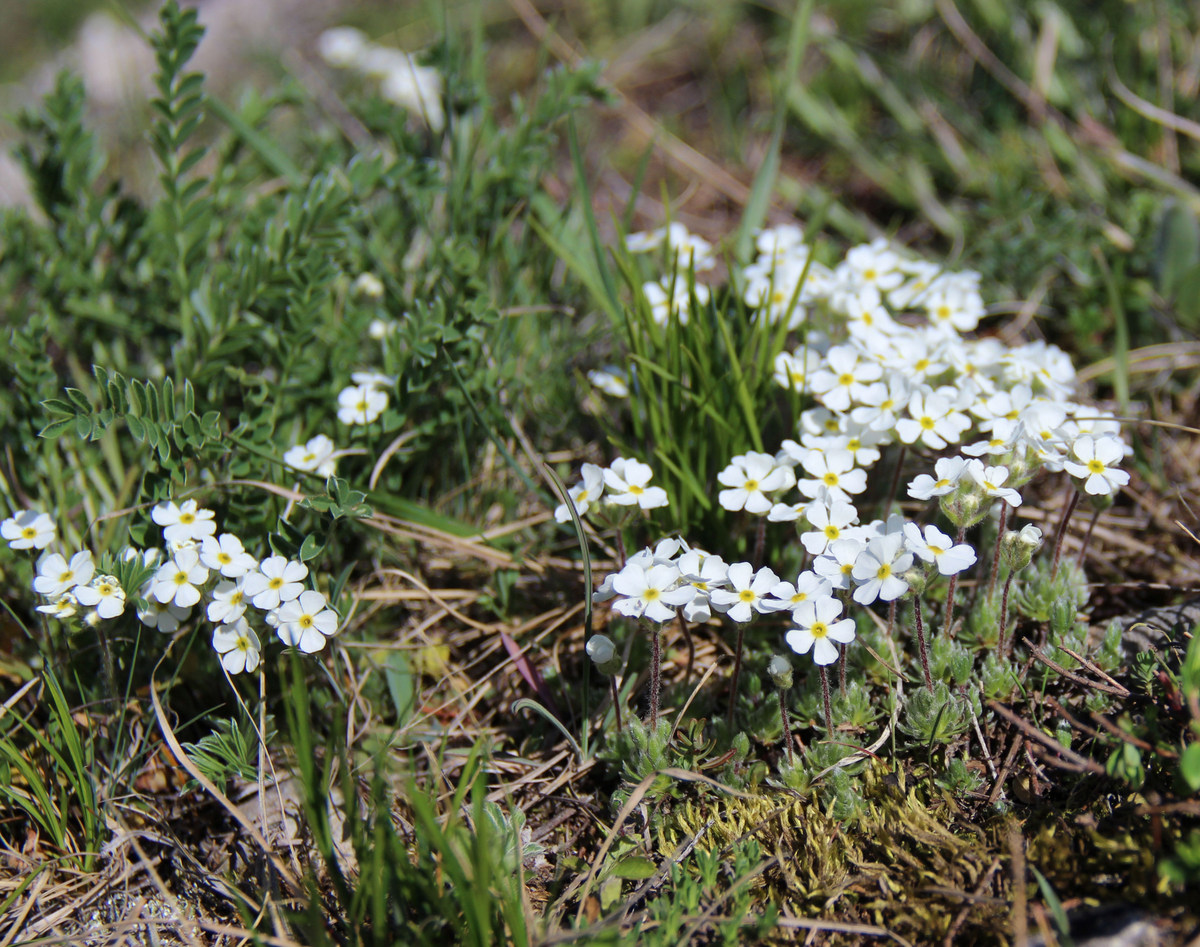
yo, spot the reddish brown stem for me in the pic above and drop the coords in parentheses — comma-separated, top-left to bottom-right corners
(914, 596, 934, 690)
(1051, 488, 1081, 581)
(988, 502, 1010, 600)
(819, 665, 834, 740)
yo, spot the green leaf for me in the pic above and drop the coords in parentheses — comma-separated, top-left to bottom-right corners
(1180, 743, 1200, 793)
(39, 417, 75, 439)
(1154, 199, 1200, 299)
(609, 855, 657, 880)
(298, 534, 325, 562)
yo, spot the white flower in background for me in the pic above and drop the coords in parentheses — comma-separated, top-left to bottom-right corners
(717, 452, 794, 515)
(350, 371, 396, 390)
(337, 383, 388, 425)
(74, 574, 126, 620)
(627, 222, 716, 271)
(924, 282, 984, 333)
(588, 367, 630, 398)
(1063, 435, 1130, 497)
(902, 522, 977, 576)
(642, 280, 710, 326)
(368, 318, 399, 339)
(786, 596, 857, 666)
(34, 550, 95, 598)
(2, 510, 56, 550)
(378, 54, 444, 131)
(284, 435, 338, 477)
(138, 597, 191, 633)
(352, 272, 385, 299)
(213, 618, 262, 673)
(243, 556, 308, 611)
(676, 550, 730, 623)
(709, 562, 780, 624)
(554, 463, 606, 523)
(611, 561, 692, 623)
(603, 458, 669, 509)
(152, 499, 217, 544)
(754, 224, 805, 260)
(317, 26, 368, 67)
(842, 239, 905, 293)
(200, 534, 257, 579)
(151, 548, 209, 609)
(276, 590, 340, 653)
(773, 348, 821, 391)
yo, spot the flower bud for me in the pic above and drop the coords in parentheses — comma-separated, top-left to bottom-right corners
(1001, 524, 1042, 572)
(901, 567, 928, 598)
(586, 634, 622, 676)
(767, 654, 793, 690)
(941, 488, 984, 529)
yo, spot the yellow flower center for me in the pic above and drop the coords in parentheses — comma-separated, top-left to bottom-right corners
(179, 512, 195, 525)
(268, 577, 284, 590)
(739, 589, 756, 603)
(743, 479, 760, 492)
(21, 527, 36, 539)
(824, 525, 840, 540)
(838, 373, 855, 386)
(822, 472, 839, 487)
(629, 484, 645, 495)
(811, 621, 829, 638)
(643, 588, 660, 601)
(876, 564, 892, 580)
(920, 416, 935, 430)
(1087, 459, 1105, 475)
(298, 615, 314, 629)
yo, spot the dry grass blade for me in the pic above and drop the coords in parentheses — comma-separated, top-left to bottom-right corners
(148, 663, 302, 897)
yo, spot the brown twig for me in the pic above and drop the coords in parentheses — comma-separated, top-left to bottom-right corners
(1021, 638, 1131, 697)
(943, 858, 1003, 947)
(987, 700, 1105, 774)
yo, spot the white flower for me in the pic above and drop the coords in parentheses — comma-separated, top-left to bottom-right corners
(276, 590, 340, 653)
(554, 463, 606, 523)
(708, 562, 780, 624)
(717, 452, 794, 515)
(895, 391, 971, 451)
(2, 511, 56, 550)
(34, 550, 95, 598)
(761, 571, 833, 614)
(908, 455, 971, 501)
(243, 556, 308, 611)
(603, 458, 669, 509)
(642, 280, 710, 326)
(786, 596, 857, 665)
(138, 597, 191, 633)
(610, 562, 692, 623)
(851, 533, 914, 605)
(152, 499, 217, 544)
(1063, 435, 1130, 497)
(967, 463, 1023, 508)
(797, 449, 868, 503)
(808, 345, 883, 412)
(74, 574, 126, 620)
(212, 618, 262, 673)
(337, 383, 388, 425)
(199, 534, 257, 579)
(813, 538, 865, 591)
(38, 592, 79, 619)
(800, 499, 859, 556)
(207, 578, 249, 624)
(902, 522, 977, 576)
(151, 548, 209, 608)
(284, 435, 338, 477)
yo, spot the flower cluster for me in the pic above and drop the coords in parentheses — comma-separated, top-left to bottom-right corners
(317, 27, 444, 131)
(578, 221, 1132, 718)
(8, 498, 341, 676)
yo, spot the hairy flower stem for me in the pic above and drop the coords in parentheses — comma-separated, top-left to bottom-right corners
(676, 613, 695, 681)
(649, 622, 662, 729)
(819, 665, 834, 740)
(942, 525, 967, 639)
(752, 517, 767, 569)
(778, 688, 794, 764)
(1051, 488, 1081, 581)
(615, 530, 628, 569)
(728, 623, 747, 724)
(988, 503, 1010, 599)
(96, 625, 119, 713)
(1076, 507, 1101, 568)
(884, 445, 907, 518)
(838, 645, 847, 694)
(998, 573, 1016, 655)
(610, 677, 624, 733)
(913, 597, 934, 690)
